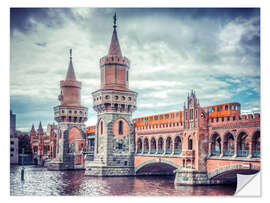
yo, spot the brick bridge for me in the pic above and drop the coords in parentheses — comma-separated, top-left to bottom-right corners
(134, 93, 260, 185)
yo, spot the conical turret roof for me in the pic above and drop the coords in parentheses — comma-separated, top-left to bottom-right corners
(108, 13, 122, 56)
(65, 49, 76, 81)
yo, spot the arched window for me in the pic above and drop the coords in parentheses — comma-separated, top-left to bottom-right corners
(211, 133, 221, 156)
(158, 137, 164, 154)
(143, 138, 149, 154)
(188, 136, 193, 150)
(100, 121, 103, 135)
(150, 138, 156, 154)
(165, 137, 172, 154)
(237, 132, 249, 157)
(252, 131, 260, 157)
(223, 132, 234, 156)
(136, 139, 142, 154)
(119, 120, 123, 135)
(174, 136, 182, 154)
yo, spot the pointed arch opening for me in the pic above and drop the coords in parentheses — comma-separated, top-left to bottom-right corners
(174, 136, 182, 154)
(165, 137, 172, 154)
(237, 132, 249, 157)
(223, 132, 234, 156)
(136, 138, 142, 154)
(143, 138, 149, 154)
(150, 137, 157, 154)
(211, 133, 221, 156)
(252, 131, 260, 158)
(157, 137, 164, 154)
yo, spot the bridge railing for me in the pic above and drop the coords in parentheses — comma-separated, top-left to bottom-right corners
(157, 149, 164, 154)
(174, 148, 182, 155)
(165, 149, 172, 154)
(252, 150, 260, 158)
(143, 149, 149, 154)
(237, 150, 249, 157)
(136, 149, 142, 154)
(223, 150, 234, 156)
(211, 150, 221, 156)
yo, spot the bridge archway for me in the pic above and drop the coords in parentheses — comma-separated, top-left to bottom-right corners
(135, 158, 180, 176)
(208, 164, 260, 184)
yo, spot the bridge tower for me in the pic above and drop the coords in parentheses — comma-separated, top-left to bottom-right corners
(85, 14, 137, 176)
(174, 90, 210, 185)
(47, 49, 88, 170)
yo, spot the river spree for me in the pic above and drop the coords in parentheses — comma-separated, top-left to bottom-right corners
(10, 165, 236, 196)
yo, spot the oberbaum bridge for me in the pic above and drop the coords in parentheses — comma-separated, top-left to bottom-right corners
(30, 15, 260, 185)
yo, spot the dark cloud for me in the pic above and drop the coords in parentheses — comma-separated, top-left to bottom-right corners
(10, 8, 73, 36)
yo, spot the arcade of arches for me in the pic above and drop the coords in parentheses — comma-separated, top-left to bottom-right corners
(136, 130, 260, 158)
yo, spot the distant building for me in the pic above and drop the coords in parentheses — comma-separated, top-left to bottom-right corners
(10, 137, 18, 164)
(10, 110, 18, 164)
(10, 110, 16, 137)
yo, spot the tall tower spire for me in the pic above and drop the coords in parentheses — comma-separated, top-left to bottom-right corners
(65, 48, 76, 81)
(108, 13, 122, 56)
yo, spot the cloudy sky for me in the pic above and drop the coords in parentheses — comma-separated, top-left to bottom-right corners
(10, 8, 260, 132)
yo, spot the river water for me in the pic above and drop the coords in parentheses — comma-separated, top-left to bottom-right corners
(10, 165, 236, 196)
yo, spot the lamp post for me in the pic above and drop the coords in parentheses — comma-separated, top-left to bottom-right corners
(21, 148, 24, 181)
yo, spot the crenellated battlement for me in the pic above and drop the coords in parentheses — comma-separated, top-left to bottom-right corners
(100, 55, 130, 68)
(209, 113, 260, 126)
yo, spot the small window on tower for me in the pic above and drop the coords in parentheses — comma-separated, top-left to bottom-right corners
(122, 96, 125, 101)
(115, 95, 119, 100)
(119, 120, 123, 135)
(126, 71, 129, 81)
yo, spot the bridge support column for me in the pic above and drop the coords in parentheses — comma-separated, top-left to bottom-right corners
(174, 169, 210, 185)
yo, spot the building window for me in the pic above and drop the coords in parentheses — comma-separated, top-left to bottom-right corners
(188, 136, 193, 150)
(105, 95, 110, 99)
(122, 96, 125, 101)
(10, 148, 14, 152)
(114, 95, 119, 100)
(176, 113, 179, 117)
(128, 97, 132, 101)
(74, 111, 77, 114)
(225, 105, 228, 110)
(119, 120, 123, 135)
(11, 141, 14, 145)
(62, 110, 65, 113)
(101, 121, 103, 135)
(154, 116, 158, 120)
(126, 71, 129, 81)
(165, 114, 169, 119)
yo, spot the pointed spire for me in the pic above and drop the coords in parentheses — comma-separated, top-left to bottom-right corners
(37, 121, 44, 135)
(38, 121, 42, 130)
(108, 13, 122, 56)
(65, 48, 77, 81)
(30, 124, 35, 133)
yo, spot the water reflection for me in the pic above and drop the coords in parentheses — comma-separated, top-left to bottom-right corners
(10, 165, 236, 196)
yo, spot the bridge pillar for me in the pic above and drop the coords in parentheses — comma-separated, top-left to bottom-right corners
(174, 169, 209, 185)
(248, 141, 252, 158)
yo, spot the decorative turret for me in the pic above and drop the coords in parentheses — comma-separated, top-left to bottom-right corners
(54, 49, 88, 124)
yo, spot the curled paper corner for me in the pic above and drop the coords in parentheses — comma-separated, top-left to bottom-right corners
(234, 172, 261, 196)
